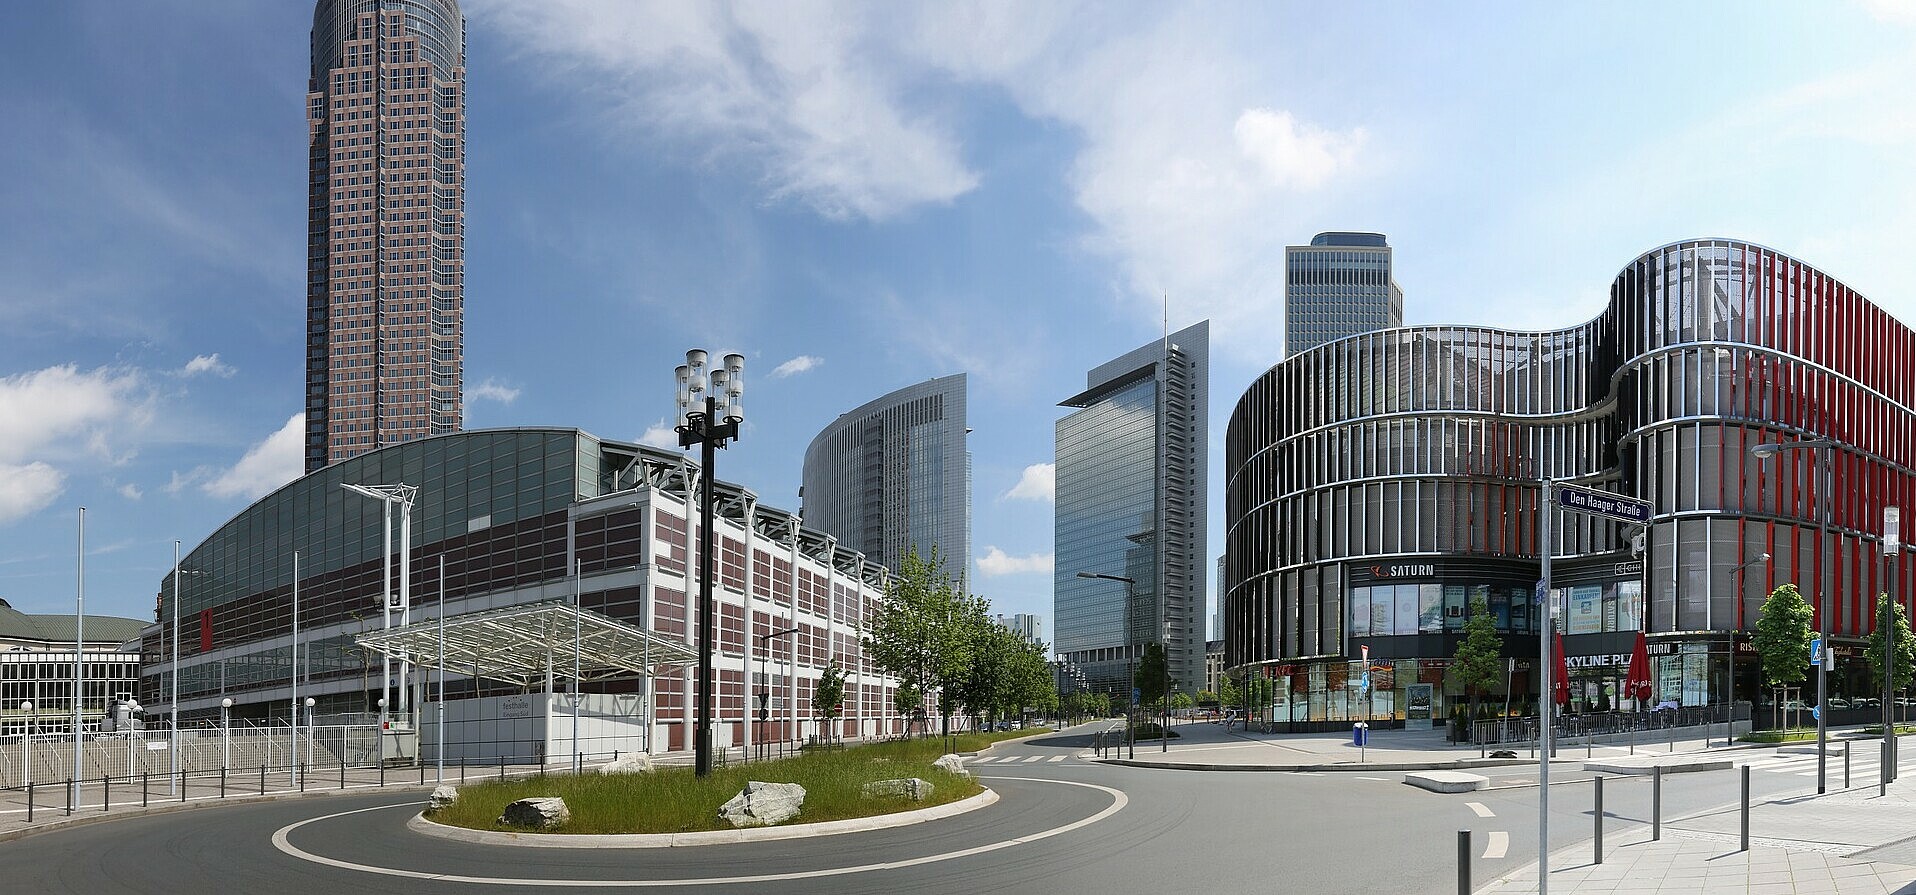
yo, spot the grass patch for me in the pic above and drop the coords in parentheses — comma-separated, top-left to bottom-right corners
(1861, 724, 1916, 737)
(429, 733, 1034, 835)
(1740, 729, 1822, 743)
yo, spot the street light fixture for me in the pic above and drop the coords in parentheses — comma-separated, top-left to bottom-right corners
(756, 625, 801, 761)
(220, 697, 232, 770)
(19, 701, 31, 792)
(341, 482, 418, 737)
(1749, 437, 1835, 793)
(675, 349, 745, 778)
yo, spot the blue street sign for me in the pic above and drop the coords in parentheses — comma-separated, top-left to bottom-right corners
(1811, 638, 1822, 663)
(1361, 671, 1371, 691)
(1813, 705, 1821, 722)
(1535, 579, 1548, 605)
(1132, 687, 1141, 705)
(1555, 483, 1652, 523)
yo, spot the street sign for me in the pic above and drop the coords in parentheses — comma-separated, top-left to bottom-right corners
(1132, 687, 1141, 705)
(1813, 705, 1821, 722)
(1811, 638, 1822, 663)
(1887, 507, 1901, 555)
(1555, 483, 1652, 523)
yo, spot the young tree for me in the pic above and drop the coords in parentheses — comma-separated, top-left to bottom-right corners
(1169, 691, 1195, 711)
(814, 660, 846, 743)
(1865, 593, 1916, 694)
(1754, 583, 1814, 690)
(1134, 642, 1169, 708)
(1218, 675, 1241, 709)
(864, 548, 969, 737)
(1196, 689, 1218, 707)
(1448, 594, 1503, 725)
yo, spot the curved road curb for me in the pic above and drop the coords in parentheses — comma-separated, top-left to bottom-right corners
(0, 780, 445, 845)
(407, 787, 999, 849)
(1093, 757, 1538, 772)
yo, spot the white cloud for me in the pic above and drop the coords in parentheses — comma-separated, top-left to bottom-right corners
(117, 482, 143, 501)
(1003, 463, 1055, 502)
(180, 354, 236, 378)
(975, 546, 1054, 577)
(203, 413, 304, 501)
(1234, 108, 1366, 191)
(770, 355, 823, 379)
(474, 0, 978, 221)
(0, 364, 151, 525)
(637, 418, 680, 450)
(469, 378, 522, 404)
(0, 462, 66, 526)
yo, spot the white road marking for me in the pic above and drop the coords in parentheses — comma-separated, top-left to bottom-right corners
(1047, 756, 1066, 762)
(1353, 776, 1387, 782)
(1483, 831, 1509, 859)
(1023, 756, 1045, 763)
(1466, 802, 1495, 818)
(272, 777, 1130, 887)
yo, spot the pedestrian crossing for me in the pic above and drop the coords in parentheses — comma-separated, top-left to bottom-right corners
(1739, 747, 1912, 778)
(966, 755, 1071, 764)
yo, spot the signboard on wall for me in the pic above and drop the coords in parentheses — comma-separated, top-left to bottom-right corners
(1407, 683, 1433, 721)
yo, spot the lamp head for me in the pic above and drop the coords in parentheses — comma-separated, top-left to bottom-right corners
(1075, 571, 1098, 579)
(221, 698, 232, 708)
(19, 701, 30, 711)
(1749, 443, 1782, 460)
(305, 697, 316, 708)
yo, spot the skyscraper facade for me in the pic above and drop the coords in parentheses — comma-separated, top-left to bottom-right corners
(800, 374, 971, 584)
(1284, 231, 1403, 357)
(1055, 321, 1208, 697)
(306, 0, 465, 473)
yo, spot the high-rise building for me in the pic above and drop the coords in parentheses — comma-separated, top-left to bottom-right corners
(306, 0, 466, 473)
(993, 613, 1043, 645)
(1284, 231, 1403, 357)
(1055, 321, 1208, 697)
(800, 374, 970, 584)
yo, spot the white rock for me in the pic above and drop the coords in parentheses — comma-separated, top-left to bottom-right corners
(933, 754, 970, 778)
(861, 777, 935, 801)
(718, 781, 806, 827)
(498, 797, 570, 830)
(428, 784, 459, 811)
(599, 754, 654, 775)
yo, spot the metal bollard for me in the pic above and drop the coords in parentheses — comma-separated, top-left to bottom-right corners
(1593, 775, 1604, 864)
(179, 770, 187, 803)
(259, 765, 266, 795)
(1844, 741, 1851, 789)
(64, 777, 71, 817)
(499, 758, 506, 782)
(143, 772, 149, 808)
(460, 757, 466, 783)
(379, 760, 386, 787)
(102, 774, 109, 812)
(420, 762, 426, 785)
(339, 760, 345, 790)
(1652, 766, 1662, 841)
(301, 763, 308, 793)
(1457, 829, 1472, 895)
(26, 781, 33, 822)
(221, 767, 227, 799)
(1740, 766, 1750, 852)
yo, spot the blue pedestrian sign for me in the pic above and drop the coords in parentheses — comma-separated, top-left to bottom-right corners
(1811, 638, 1822, 663)
(1813, 705, 1821, 722)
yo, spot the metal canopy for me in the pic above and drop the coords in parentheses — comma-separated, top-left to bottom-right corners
(354, 600, 695, 688)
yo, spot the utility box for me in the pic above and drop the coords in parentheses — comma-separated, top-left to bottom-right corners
(381, 727, 419, 762)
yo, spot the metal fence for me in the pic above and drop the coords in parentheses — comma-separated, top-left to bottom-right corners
(0, 722, 380, 789)
(1470, 705, 1733, 747)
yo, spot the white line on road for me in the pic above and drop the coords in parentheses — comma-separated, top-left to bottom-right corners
(1466, 802, 1495, 818)
(1483, 831, 1509, 859)
(1023, 756, 1045, 763)
(1047, 756, 1065, 762)
(1353, 776, 1387, 782)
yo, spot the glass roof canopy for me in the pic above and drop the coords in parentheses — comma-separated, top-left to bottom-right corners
(354, 600, 696, 688)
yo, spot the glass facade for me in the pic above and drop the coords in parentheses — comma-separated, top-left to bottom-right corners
(1284, 231, 1406, 357)
(801, 374, 971, 585)
(1056, 321, 1208, 696)
(1227, 239, 1916, 725)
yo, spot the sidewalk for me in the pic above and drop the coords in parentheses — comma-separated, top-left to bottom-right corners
(1478, 782, 1916, 894)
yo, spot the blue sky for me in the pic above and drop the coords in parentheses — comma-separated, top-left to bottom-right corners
(3, 1, 1914, 636)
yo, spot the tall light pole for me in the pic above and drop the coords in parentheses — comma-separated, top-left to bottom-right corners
(1750, 438, 1834, 793)
(756, 626, 800, 761)
(1076, 572, 1148, 745)
(72, 507, 84, 815)
(19, 701, 31, 792)
(341, 482, 417, 739)
(675, 350, 745, 778)
(220, 698, 232, 770)
(1726, 553, 1770, 747)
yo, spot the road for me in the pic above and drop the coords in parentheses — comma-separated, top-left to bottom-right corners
(2, 725, 1910, 894)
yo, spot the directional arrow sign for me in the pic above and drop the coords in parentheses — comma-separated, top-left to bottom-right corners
(1555, 483, 1652, 524)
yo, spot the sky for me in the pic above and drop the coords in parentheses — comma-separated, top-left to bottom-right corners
(3, 1, 1915, 638)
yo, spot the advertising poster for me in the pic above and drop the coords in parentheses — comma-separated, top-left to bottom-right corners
(1407, 683, 1433, 721)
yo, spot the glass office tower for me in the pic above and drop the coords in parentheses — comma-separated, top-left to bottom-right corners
(1284, 231, 1404, 357)
(306, 0, 466, 473)
(1056, 322, 1208, 697)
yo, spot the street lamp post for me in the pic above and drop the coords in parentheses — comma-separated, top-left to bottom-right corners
(756, 626, 800, 761)
(341, 482, 417, 739)
(1076, 572, 1151, 747)
(1750, 438, 1834, 793)
(675, 350, 745, 778)
(1726, 553, 1771, 747)
(19, 701, 30, 791)
(220, 698, 232, 770)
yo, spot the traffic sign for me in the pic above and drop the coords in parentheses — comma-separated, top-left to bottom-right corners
(1555, 483, 1652, 523)
(1132, 687, 1141, 705)
(1811, 638, 1822, 663)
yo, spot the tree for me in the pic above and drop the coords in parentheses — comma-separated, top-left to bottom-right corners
(1196, 689, 1218, 707)
(1169, 691, 1195, 711)
(1865, 593, 1916, 694)
(814, 660, 846, 742)
(1218, 675, 1240, 709)
(1448, 594, 1502, 723)
(1244, 674, 1274, 713)
(1754, 583, 1814, 690)
(864, 548, 971, 737)
(1134, 642, 1169, 708)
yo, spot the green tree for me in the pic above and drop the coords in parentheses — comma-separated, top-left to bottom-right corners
(1169, 691, 1195, 711)
(1865, 593, 1916, 693)
(1195, 689, 1218, 707)
(864, 548, 971, 738)
(1754, 583, 1814, 690)
(814, 660, 846, 742)
(1218, 675, 1240, 709)
(1244, 674, 1275, 714)
(1134, 642, 1169, 708)
(1447, 594, 1503, 723)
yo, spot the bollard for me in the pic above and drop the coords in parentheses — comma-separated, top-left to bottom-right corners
(379, 760, 386, 787)
(1885, 740, 1892, 797)
(1457, 829, 1472, 895)
(64, 776, 71, 817)
(1593, 775, 1604, 864)
(221, 767, 227, 799)
(26, 781, 33, 822)
(142, 772, 149, 808)
(1740, 766, 1750, 852)
(102, 774, 109, 812)
(259, 765, 266, 795)
(499, 758, 506, 782)
(301, 763, 308, 793)
(460, 758, 466, 783)
(179, 769, 186, 803)
(1844, 741, 1851, 789)
(339, 760, 345, 790)
(1652, 766, 1662, 841)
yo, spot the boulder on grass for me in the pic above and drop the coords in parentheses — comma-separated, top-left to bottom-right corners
(933, 754, 970, 778)
(428, 784, 459, 811)
(498, 797, 570, 830)
(599, 754, 653, 775)
(718, 781, 806, 827)
(861, 777, 934, 801)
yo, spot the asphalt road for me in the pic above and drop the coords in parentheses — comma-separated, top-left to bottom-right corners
(0, 727, 1894, 894)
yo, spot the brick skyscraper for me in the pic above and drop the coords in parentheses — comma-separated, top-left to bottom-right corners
(306, 0, 465, 473)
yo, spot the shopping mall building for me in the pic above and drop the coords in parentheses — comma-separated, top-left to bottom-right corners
(139, 428, 910, 760)
(1222, 239, 1916, 729)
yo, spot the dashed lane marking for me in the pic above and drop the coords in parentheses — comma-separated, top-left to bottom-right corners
(1023, 756, 1045, 763)
(1484, 831, 1509, 859)
(1467, 802, 1495, 818)
(1048, 756, 1066, 762)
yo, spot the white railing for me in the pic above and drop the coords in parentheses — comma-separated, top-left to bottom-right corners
(0, 724, 378, 789)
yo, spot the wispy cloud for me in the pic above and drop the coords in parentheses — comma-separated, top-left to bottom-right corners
(117, 482, 143, 501)
(770, 355, 823, 379)
(1002, 463, 1055, 502)
(202, 413, 303, 501)
(976, 546, 1054, 577)
(0, 463, 65, 526)
(637, 418, 680, 450)
(0, 364, 152, 525)
(179, 354, 236, 378)
(469, 378, 522, 404)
